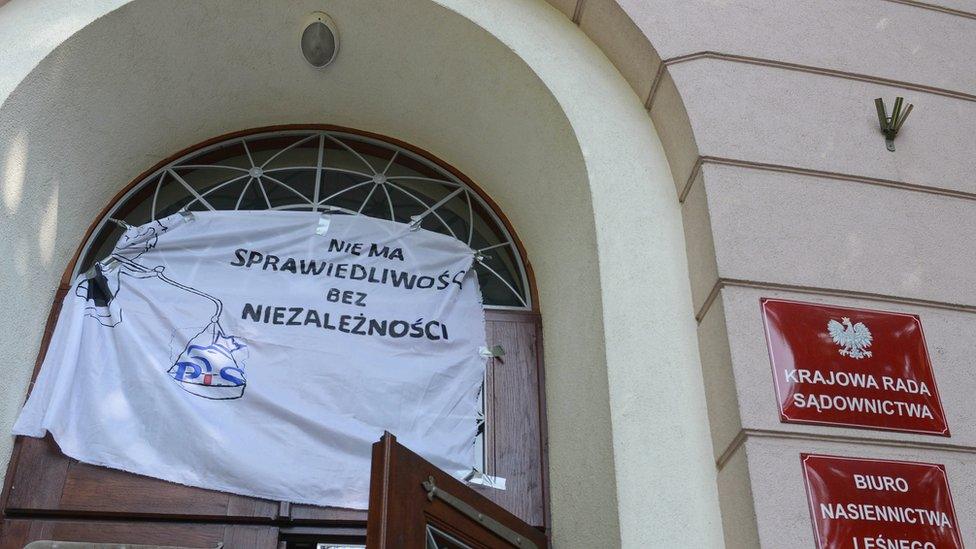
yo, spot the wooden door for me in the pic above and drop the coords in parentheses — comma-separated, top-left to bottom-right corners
(366, 433, 547, 548)
(0, 519, 278, 549)
(1, 306, 548, 548)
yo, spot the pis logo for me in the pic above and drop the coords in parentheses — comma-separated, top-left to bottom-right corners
(169, 327, 248, 400)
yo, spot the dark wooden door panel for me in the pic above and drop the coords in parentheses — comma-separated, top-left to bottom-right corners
(478, 311, 547, 528)
(58, 460, 277, 519)
(4, 436, 69, 511)
(0, 518, 278, 548)
(365, 433, 547, 549)
(5, 435, 277, 521)
(285, 502, 366, 523)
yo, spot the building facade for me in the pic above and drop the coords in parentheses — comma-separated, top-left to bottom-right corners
(0, 0, 973, 547)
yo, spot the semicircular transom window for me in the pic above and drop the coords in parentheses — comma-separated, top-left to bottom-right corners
(76, 129, 531, 309)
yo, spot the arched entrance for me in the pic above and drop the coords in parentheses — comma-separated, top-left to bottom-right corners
(0, 0, 720, 545)
(2, 126, 549, 547)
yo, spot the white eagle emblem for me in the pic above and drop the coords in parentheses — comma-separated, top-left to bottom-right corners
(827, 317, 873, 359)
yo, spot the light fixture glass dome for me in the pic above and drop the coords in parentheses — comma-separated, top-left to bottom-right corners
(301, 16, 338, 68)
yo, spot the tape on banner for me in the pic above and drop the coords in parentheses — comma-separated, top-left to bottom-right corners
(316, 215, 332, 236)
(459, 469, 507, 490)
(479, 345, 505, 358)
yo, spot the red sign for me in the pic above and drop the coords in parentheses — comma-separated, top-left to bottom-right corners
(802, 454, 963, 549)
(761, 298, 948, 436)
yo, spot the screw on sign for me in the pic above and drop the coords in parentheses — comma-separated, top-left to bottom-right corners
(761, 298, 949, 436)
(801, 454, 963, 549)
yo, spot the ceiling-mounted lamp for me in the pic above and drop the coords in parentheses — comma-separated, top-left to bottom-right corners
(301, 12, 339, 69)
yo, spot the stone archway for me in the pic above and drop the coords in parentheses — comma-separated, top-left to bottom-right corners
(0, 1, 719, 546)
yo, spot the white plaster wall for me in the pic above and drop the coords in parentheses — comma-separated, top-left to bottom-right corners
(0, 0, 127, 101)
(604, 1, 976, 544)
(438, 2, 723, 546)
(667, 60, 976, 193)
(619, 0, 976, 94)
(697, 163, 976, 309)
(0, 0, 720, 546)
(744, 436, 976, 548)
(567, 1, 976, 546)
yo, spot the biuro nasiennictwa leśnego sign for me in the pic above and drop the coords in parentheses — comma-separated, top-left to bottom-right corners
(761, 298, 949, 436)
(802, 454, 963, 549)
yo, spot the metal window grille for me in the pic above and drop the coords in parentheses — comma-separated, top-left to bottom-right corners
(75, 129, 530, 310)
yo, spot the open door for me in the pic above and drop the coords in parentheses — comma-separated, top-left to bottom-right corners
(366, 433, 548, 549)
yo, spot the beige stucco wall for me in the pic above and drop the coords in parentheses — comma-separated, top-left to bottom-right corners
(556, 0, 976, 546)
(0, 0, 721, 547)
(6, 0, 973, 546)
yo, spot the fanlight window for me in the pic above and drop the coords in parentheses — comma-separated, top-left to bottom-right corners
(76, 129, 530, 309)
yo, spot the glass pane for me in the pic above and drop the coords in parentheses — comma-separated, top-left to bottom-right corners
(426, 524, 475, 549)
(236, 178, 271, 210)
(473, 244, 525, 308)
(258, 170, 317, 209)
(261, 134, 321, 170)
(242, 134, 308, 167)
(153, 173, 197, 217)
(199, 176, 253, 211)
(187, 140, 252, 170)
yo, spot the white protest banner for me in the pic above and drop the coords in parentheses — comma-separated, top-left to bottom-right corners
(13, 210, 486, 509)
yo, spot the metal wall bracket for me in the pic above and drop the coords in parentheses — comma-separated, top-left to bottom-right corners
(422, 476, 537, 549)
(875, 97, 913, 152)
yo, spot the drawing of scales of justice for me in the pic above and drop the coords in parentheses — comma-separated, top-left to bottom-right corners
(76, 218, 248, 401)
